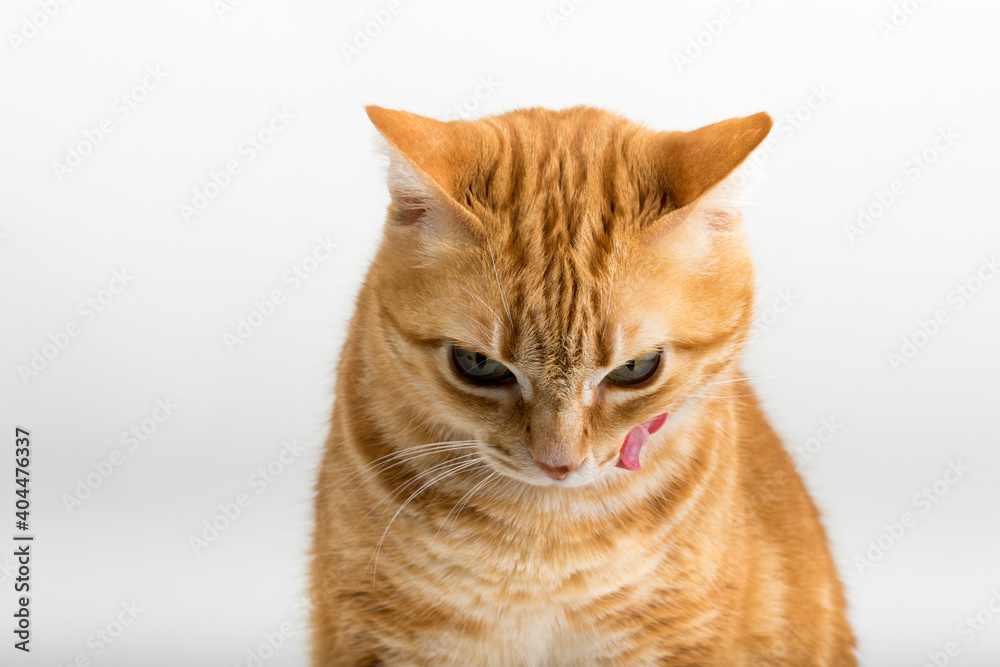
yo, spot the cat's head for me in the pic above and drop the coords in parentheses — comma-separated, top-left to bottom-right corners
(363, 105, 770, 488)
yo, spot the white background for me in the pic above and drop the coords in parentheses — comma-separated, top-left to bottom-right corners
(2, 0, 999, 665)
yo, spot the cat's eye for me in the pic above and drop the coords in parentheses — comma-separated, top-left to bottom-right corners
(451, 345, 516, 385)
(606, 352, 661, 386)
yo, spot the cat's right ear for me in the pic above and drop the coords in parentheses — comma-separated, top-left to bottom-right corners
(365, 106, 483, 239)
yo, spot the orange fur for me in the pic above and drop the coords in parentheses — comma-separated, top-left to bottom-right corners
(310, 106, 855, 665)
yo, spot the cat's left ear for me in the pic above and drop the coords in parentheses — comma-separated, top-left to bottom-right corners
(645, 112, 772, 243)
(365, 106, 483, 239)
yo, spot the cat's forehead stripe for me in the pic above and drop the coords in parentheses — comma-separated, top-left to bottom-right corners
(455, 111, 670, 378)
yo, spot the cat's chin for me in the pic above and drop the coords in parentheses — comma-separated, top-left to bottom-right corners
(528, 474, 595, 489)
(493, 462, 622, 489)
(477, 444, 634, 489)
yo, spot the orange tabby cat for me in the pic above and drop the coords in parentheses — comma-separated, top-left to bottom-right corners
(310, 105, 855, 666)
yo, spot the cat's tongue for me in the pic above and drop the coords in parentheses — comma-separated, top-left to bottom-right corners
(615, 412, 668, 471)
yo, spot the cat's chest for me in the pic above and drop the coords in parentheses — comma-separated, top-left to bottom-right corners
(400, 530, 646, 665)
(409, 600, 612, 667)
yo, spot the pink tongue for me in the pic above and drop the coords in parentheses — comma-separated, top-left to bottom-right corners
(615, 412, 669, 471)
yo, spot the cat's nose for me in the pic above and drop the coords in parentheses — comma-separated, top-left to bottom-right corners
(534, 458, 580, 480)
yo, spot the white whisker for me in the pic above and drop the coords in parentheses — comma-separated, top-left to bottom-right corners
(355, 452, 482, 532)
(457, 285, 503, 328)
(368, 458, 485, 583)
(432, 470, 497, 544)
(485, 234, 514, 332)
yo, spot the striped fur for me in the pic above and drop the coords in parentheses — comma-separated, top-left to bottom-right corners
(310, 106, 855, 665)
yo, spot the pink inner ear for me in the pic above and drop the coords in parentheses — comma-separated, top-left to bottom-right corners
(615, 412, 669, 471)
(391, 195, 427, 226)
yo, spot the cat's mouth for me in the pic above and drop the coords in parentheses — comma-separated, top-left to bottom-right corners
(615, 412, 669, 471)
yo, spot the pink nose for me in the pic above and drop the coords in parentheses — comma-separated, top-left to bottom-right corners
(535, 459, 580, 480)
